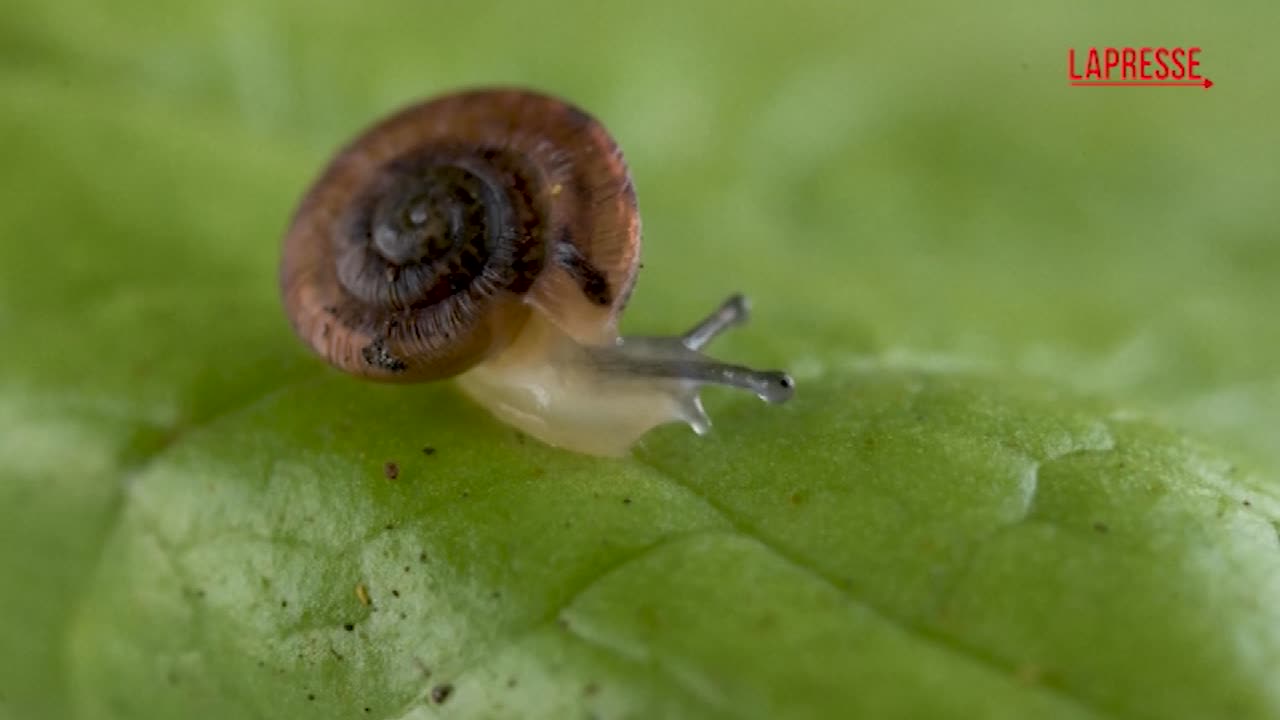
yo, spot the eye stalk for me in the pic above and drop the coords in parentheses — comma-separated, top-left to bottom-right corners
(586, 294, 794, 434)
(455, 293, 795, 456)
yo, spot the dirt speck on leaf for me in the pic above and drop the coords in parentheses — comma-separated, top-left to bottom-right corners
(422, 446, 436, 456)
(384, 462, 400, 480)
(1093, 522, 1109, 534)
(431, 684, 454, 704)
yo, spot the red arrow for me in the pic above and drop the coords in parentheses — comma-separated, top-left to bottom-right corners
(1070, 78, 1213, 89)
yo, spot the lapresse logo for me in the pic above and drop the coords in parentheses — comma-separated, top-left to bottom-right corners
(1068, 47, 1212, 89)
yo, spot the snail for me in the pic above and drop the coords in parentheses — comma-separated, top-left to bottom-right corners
(280, 88, 794, 456)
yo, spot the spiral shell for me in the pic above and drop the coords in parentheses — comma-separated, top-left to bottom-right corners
(280, 88, 641, 382)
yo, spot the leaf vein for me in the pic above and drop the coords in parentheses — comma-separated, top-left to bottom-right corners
(631, 453, 1115, 720)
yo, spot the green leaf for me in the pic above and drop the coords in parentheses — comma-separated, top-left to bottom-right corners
(2, 1, 1278, 719)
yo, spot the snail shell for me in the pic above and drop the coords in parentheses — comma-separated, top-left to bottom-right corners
(281, 88, 792, 456)
(281, 89, 638, 381)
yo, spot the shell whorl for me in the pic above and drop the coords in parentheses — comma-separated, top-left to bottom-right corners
(281, 89, 641, 382)
(336, 147, 545, 309)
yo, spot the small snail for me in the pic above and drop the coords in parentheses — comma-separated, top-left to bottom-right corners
(280, 88, 794, 456)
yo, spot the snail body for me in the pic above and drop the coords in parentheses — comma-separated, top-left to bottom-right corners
(281, 88, 792, 456)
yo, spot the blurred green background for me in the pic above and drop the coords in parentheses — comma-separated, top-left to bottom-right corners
(2, 0, 1278, 718)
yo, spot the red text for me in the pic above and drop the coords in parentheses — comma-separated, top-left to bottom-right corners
(1068, 47, 1202, 81)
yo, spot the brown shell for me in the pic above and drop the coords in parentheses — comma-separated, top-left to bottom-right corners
(280, 88, 641, 382)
